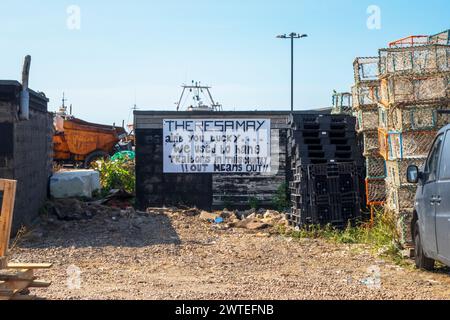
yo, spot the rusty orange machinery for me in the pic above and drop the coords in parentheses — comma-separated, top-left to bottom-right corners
(53, 117, 127, 167)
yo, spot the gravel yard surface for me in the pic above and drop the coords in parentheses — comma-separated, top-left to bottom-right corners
(9, 204, 450, 300)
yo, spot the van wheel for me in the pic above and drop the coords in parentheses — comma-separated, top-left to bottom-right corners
(414, 222, 435, 271)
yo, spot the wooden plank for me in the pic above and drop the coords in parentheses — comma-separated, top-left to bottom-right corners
(0, 257, 7, 269)
(10, 294, 37, 301)
(0, 269, 34, 281)
(7, 263, 53, 270)
(2, 280, 32, 294)
(0, 288, 14, 296)
(29, 280, 51, 288)
(135, 115, 291, 130)
(0, 179, 17, 257)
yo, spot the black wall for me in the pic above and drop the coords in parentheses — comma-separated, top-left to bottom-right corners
(0, 81, 52, 232)
(136, 129, 213, 210)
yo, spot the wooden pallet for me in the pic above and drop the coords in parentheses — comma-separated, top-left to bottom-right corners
(0, 265, 52, 300)
(0, 179, 52, 300)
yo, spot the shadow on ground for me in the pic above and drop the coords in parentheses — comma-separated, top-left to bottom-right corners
(17, 212, 182, 249)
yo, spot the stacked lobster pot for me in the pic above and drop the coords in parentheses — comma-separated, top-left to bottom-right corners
(377, 35, 450, 217)
(287, 114, 364, 228)
(352, 57, 387, 208)
(331, 92, 353, 115)
(429, 29, 450, 46)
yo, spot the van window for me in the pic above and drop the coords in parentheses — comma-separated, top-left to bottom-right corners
(439, 131, 450, 180)
(425, 134, 444, 183)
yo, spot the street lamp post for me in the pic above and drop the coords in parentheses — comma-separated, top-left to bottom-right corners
(277, 33, 308, 111)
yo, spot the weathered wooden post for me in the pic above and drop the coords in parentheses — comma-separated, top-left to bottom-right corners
(0, 179, 53, 300)
(0, 179, 17, 269)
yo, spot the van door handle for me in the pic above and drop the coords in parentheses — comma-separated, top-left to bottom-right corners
(430, 196, 436, 205)
(435, 196, 442, 205)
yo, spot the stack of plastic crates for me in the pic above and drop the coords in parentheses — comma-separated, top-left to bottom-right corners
(287, 114, 364, 228)
(352, 57, 386, 207)
(377, 34, 450, 215)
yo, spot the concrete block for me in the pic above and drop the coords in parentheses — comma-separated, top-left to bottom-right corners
(50, 170, 101, 199)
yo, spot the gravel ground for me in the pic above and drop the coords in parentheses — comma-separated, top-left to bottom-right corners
(9, 205, 450, 300)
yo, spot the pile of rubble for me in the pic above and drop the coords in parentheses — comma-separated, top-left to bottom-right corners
(188, 208, 289, 231)
(38, 198, 289, 236)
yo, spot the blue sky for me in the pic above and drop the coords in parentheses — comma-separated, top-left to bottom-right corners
(1, 0, 449, 125)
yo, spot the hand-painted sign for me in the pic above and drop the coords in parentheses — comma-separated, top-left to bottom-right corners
(163, 119, 271, 173)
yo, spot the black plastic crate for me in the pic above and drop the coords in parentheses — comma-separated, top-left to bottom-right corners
(310, 175, 357, 195)
(311, 191, 359, 206)
(293, 149, 362, 162)
(290, 187, 310, 200)
(307, 162, 360, 178)
(293, 158, 333, 166)
(294, 155, 361, 165)
(340, 205, 359, 224)
(316, 205, 359, 226)
(290, 198, 361, 228)
(290, 123, 358, 133)
(291, 164, 308, 175)
(292, 143, 358, 154)
(289, 160, 362, 228)
(291, 130, 356, 141)
(290, 182, 309, 194)
(290, 208, 315, 225)
(294, 158, 359, 167)
(291, 145, 362, 162)
(298, 136, 357, 147)
(293, 150, 352, 160)
(289, 115, 357, 131)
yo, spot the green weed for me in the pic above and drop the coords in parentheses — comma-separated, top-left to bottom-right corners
(279, 208, 403, 262)
(92, 156, 135, 194)
(272, 183, 289, 212)
(249, 196, 260, 210)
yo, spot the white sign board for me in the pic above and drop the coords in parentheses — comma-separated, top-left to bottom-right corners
(163, 119, 271, 173)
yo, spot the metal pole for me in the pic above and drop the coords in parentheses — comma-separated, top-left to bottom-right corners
(277, 33, 307, 112)
(291, 35, 294, 112)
